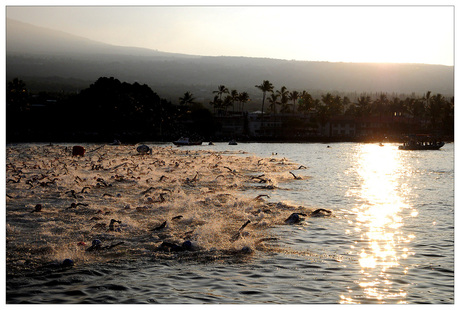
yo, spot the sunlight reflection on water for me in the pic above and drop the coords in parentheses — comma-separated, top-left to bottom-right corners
(341, 144, 417, 304)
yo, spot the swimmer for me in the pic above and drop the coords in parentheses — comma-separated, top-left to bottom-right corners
(285, 212, 307, 224)
(289, 171, 302, 179)
(86, 239, 102, 251)
(151, 221, 167, 231)
(109, 219, 122, 231)
(230, 220, 251, 242)
(62, 259, 74, 268)
(137, 145, 152, 155)
(311, 208, 332, 217)
(86, 239, 124, 252)
(254, 194, 270, 201)
(67, 202, 89, 209)
(30, 204, 42, 213)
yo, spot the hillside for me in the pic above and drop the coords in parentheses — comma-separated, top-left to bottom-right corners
(6, 18, 454, 103)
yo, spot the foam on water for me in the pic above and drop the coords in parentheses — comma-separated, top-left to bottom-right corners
(6, 144, 327, 275)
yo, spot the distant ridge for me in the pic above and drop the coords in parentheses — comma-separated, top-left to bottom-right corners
(6, 18, 198, 58)
(6, 18, 454, 98)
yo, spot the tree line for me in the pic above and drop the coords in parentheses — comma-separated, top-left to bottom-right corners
(6, 77, 213, 142)
(216, 80, 454, 129)
(206, 80, 453, 135)
(6, 77, 454, 143)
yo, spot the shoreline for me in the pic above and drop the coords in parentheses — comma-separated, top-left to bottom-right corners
(6, 137, 455, 145)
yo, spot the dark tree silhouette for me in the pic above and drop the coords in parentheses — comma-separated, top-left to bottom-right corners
(289, 90, 299, 113)
(72, 77, 175, 140)
(276, 86, 289, 113)
(213, 85, 229, 101)
(297, 91, 314, 114)
(238, 91, 250, 112)
(255, 80, 274, 117)
(267, 92, 280, 115)
(7, 78, 28, 112)
(179, 91, 196, 107)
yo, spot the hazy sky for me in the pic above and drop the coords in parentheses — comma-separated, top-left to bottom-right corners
(5, 4, 455, 66)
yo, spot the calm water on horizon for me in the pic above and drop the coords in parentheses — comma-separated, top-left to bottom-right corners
(6, 142, 454, 304)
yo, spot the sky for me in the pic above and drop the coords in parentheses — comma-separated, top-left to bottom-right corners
(4, 2, 456, 66)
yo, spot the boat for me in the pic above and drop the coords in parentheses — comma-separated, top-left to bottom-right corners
(399, 141, 445, 150)
(173, 137, 202, 146)
(398, 135, 445, 150)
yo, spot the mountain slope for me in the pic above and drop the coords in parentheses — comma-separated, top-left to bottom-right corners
(6, 18, 198, 58)
(6, 18, 454, 98)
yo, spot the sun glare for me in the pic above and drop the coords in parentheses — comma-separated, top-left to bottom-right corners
(342, 144, 417, 303)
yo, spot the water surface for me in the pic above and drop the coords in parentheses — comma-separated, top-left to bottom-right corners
(6, 142, 454, 304)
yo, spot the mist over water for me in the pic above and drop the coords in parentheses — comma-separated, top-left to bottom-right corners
(6, 142, 454, 304)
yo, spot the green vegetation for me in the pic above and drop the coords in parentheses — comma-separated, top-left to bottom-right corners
(6, 77, 454, 143)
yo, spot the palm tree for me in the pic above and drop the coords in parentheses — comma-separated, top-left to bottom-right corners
(426, 93, 444, 129)
(298, 91, 314, 114)
(390, 96, 407, 116)
(230, 89, 238, 113)
(209, 95, 221, 115)
(356, 95, 372, 117)
(255, 80, 274, 117)
(321, 93, 334, 115)
(423, 91, 432, 108)
(276, 86, 289, 114)
(316, 104, 330, 135)
(213, 85, 229, 101)
(267, 93, 280, 115)
(179, 91, 196, 107)
(222, 95, 233, 115)
(342, 96, 351, 113)
(289, 90, 299, 113)
(330, 94, 344, 115)
(373, 93, 389, 116)
(237, 92, 250, 112)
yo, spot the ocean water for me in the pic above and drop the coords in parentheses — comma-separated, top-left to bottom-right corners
(5, 142, 454, 304)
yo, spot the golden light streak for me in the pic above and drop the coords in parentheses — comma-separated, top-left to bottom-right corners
(343, 144, 417, 303)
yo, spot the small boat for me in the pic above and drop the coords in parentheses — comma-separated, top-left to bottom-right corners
(399, 141, 445, 150)
(398, 135, 444, 150)
(173, 137, 202, 146)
